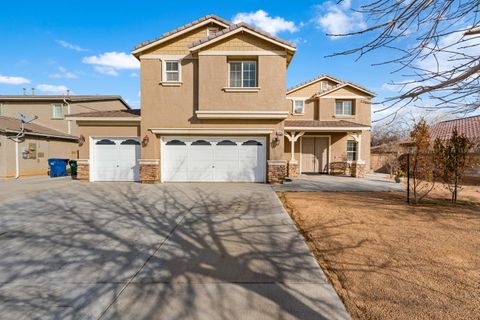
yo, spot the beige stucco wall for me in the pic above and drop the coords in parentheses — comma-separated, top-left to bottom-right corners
(201, 32, 283, 52)
(76, 122, 140, 159)
(0, 100, 128, 136)
(0, 133, 77, 178)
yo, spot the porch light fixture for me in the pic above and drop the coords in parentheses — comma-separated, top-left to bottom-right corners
(142, 135, 149, 147)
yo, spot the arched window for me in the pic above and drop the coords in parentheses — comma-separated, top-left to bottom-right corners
(191, 140, 211, 145)
(217, 140, 236, 146)
(96, 139, 115, 145)
(166, 140, 186, 145)
(120, 139, 140, 145)
(242, 140, 262, 146)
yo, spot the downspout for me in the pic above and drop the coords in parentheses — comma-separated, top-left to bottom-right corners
(64, 98, 71, 134)
(15, 139, 19, 179)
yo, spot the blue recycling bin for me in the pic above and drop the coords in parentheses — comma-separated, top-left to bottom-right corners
(48, 158, 69, 177)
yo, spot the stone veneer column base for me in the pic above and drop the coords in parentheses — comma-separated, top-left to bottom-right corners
(267, 160, 287, 184)
(140, 159, 160, 184)
(350, 161, 366, 178)
(76, 159, 89, 181)
(287, 160, 300, 178)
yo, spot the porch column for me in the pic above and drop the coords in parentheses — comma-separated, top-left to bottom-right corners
(284, 131, 305, 177)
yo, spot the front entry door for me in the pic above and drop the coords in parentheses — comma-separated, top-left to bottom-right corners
(301, 137, 328, 173)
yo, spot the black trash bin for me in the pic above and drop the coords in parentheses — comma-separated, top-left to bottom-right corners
(69, 160, 77, 178)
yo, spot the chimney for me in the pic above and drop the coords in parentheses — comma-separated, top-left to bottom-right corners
(23, 88, 26, 95)
(31, 88, 35, 96)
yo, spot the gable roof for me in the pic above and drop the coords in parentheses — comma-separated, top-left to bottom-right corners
(188, 22, 297, 53)
(0, 95, 131, 109)
(430, 115, 480, 141)
(132, 15, 231, 56)
(286, 74, 374, 97)
(66, 109, 141, 121)
(0, 116, 78, 140)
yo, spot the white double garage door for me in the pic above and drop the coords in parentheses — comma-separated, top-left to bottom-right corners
(92, 136, 266, 182)
(161, 136, 266, 182)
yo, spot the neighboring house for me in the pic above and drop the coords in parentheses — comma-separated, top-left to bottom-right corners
(0, 95, 130, 136)
(0, 116, 77, 178)
(69, 15, 374, 183)
(0, 95, 130, 178)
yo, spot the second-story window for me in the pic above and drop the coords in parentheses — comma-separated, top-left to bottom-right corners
(51, 104, 64, 119)
(165, 61, 180, 82)
(229, 61, 257, 88)
(0, 103, 3, 116)
(335, 100, 353, 116)
(293, 100, 305, 114)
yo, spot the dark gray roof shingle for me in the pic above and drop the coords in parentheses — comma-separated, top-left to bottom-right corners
(67, 109, 140, 118)
(0, 116, 77, 140)
(284, 120, 370, 128)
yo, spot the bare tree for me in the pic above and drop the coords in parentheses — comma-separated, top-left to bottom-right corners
(329, 0, 480, 118)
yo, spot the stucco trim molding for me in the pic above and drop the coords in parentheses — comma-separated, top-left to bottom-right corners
(284, 126, 371, 131)
(195, 110, 288, 119)
(139, 159, 160, 165)
(77, 159, 89, 165)
(67, 117, 141, 122)
(199, 50, 286, 56)
(150, 128, 275, 135)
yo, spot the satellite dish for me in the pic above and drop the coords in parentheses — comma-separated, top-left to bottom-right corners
(17, 113, 38, 124)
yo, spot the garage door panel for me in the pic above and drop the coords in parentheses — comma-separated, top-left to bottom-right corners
(93, 138, 140, 182)
(162, 137, 265, 183)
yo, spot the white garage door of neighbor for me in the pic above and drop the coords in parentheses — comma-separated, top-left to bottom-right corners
(93, 138, 140, 181)
(162, 137, 266, 182)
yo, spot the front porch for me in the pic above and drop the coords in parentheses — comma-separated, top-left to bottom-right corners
(284, 120, 370, 179)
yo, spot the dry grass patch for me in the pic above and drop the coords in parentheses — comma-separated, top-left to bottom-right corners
(279, 191, 480, 320)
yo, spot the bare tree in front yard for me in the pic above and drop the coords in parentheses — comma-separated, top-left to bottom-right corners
(328, 0, 480, 117)
(433, 128, 474, 204)
(409, 119, 436, 204)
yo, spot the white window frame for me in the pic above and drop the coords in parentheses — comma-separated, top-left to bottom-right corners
(0, 103, 3, 116)
(51, 103, 64, 119)
(335, 100, 354, 116)
(293, 99, 305, 115)
(346, 140, 357, 162)
(321, 81, 328, 91)
(162, 60, 182, 84)
(228, 61, 257, 88)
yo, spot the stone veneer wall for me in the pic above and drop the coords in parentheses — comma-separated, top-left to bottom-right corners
(350, 161, 366, 178)
(76, 160, 89, 181)
(267, 160, 287, 184)
(140, 160, 160, 183)
(287, 160, 300, 178)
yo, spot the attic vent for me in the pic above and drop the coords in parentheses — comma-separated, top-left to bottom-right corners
(320, 81, 328, 91)
(207, 27, 219, 37)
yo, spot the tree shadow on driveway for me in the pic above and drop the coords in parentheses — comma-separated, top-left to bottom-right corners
(0, 183, 349, 320)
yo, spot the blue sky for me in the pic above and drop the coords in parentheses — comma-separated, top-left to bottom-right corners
(0, 0, 400, 116)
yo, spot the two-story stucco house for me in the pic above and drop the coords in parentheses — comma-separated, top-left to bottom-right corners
(70, 15, 373, 184)
(0, 95, 130, 178)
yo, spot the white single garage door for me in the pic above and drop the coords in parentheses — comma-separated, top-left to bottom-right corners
(92, 138, 140, 181)
(162, 137, 266, 182)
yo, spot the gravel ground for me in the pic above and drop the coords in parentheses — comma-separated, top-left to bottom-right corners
(279, 191, 480, 320)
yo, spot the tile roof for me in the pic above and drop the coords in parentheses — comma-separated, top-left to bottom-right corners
(133, 14, 232, 51)
(286, 74, 374, 96)
(284, 120, 370, 128)
(0, 116, 77, 140)
(67, 109, 140, 118)
(188, 22, 296, 50)
(0, 95, 131, 109)
(430, 115, 480, 141)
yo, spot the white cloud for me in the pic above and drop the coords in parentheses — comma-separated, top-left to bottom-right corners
(232, 10, 299, 35)
(0, 75, 31, 85)
(56, 40, 88, 52)
(37, 84, 69, 94)
(130, 72, 139, 78)
(94, 66, 119, 76)
(381, 80, 419, 93)
(49, 66, 78, 79)
(83, 52, 139, 70)
(315, 1, 366, 37)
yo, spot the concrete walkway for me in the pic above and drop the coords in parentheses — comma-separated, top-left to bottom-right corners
(0, 180, 350, 320)
(273, 173, 404, 192)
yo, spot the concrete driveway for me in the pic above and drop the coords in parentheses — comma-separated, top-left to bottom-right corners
(0, 178, 350, 320)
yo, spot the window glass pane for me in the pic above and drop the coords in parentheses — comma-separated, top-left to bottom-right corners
(166, 61, 178, 71)
(52, 104, 63, 119)
(347, 141, 357, 161)
(344, 101, 352, 115)
(335, 101, 343, 114)
(0, 104, 3, 116)
(229, 62, 242, 87)
(294, 100, 304, 113)
(242, 61, 256, 87)
(166, 72, 179, 81)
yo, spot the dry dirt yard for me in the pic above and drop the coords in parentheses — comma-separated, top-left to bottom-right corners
(279, 191, 480, 320)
